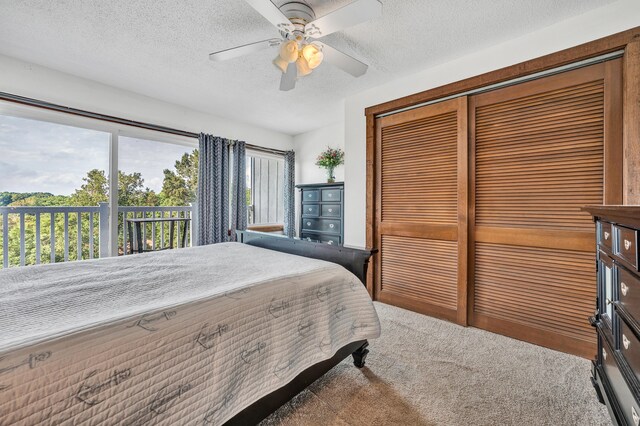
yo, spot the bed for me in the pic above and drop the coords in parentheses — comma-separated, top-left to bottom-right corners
(0, 235, 380, 425)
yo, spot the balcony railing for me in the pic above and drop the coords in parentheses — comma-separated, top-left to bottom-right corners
(0, 203, 196, 268)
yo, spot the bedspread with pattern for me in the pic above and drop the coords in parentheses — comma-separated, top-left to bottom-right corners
(0, 242, 380, 425)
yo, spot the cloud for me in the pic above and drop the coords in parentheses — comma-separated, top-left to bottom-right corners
(0, 115, 192, 195)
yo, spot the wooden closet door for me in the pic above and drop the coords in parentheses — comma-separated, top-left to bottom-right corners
(375, 97, 468, 324)
(469, 60, 622, 357)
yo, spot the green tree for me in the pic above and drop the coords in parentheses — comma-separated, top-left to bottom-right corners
(117, 171, 158, 206)
(68, 169, 158, 207)
(159, 149, 198, 206)
(70, 169, 108, 206)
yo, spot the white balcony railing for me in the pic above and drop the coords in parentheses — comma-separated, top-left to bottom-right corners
(0, 203, 196, 268)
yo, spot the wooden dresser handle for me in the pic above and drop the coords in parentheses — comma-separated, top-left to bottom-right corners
(625, 239, 633, 250)
(623, 334, 631, 350)
(622, 282, 629, 296)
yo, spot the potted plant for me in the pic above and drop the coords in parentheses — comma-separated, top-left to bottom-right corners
(315, 147, 344, 183)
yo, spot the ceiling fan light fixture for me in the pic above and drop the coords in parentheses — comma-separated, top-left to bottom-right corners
(279, 40, 299, 63)
(273, 55, 289, 73)
(296, 56, 312, 77)
(302, 43, 323, 69)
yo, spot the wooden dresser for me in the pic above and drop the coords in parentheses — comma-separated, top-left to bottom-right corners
(584, 206, 640, 426)
(296, 182, 344, 246)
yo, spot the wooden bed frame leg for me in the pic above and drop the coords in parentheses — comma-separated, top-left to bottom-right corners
(352, 341, 369, 368)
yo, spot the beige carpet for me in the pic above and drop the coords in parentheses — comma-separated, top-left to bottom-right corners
(261, 302, 611, 426)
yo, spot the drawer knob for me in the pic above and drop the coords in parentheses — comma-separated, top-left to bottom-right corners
(329, 224, 335, 229)
(603, 348, 608, 360)
(625, 239, 633, 250)
(328, 208, 333, 212)
(623, 333, 631, 350)
(308, 208, 312, 211)
(307, 222, 311, 226)
(604, 231, 610, 240)
(633, 406, 639, 426)
(328, 193, 333, 197)
(308, 194, 312, 198)
(622, 282, 629, 296)
(327, 241, 333, 245)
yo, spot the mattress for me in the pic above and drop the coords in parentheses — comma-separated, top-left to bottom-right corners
(0, 242, 380, 425)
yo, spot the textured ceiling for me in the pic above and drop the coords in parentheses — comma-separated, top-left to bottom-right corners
(0, 0, 615, 135)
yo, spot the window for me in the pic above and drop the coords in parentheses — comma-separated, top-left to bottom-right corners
(0, 114, 110, 266)
(246, 153, 284, 225)
(117, 136, 198, 254)
(0, 104, 197, 268)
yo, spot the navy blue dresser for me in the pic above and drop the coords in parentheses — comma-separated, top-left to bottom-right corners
(297, 182, 344, 246)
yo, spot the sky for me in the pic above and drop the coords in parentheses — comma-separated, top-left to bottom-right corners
(0, 115, 194, 195)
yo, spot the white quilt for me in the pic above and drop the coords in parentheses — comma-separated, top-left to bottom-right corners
(0, 242, 380, 425)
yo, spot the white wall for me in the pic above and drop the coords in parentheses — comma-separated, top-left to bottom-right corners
(0, 54, 294, 150)
(343, 0, 640, 247)
(293, 121, 345, 185)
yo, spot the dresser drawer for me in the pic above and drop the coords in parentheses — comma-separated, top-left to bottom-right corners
(620, 320, 640, 381)
(302, 204, 320, 217)
(321, 188, 341, 202)
(302, 218, 340, 234)
(318, 234, 341, 245)
(300, 233, 319, 243)
(303, 190, 320, 202)
(600, 221, 613, 252)
(619, 266, 640, 322)
(615, 225, 638, 269)
(601, 336, 640, 426)
(321, 204, 341, 218)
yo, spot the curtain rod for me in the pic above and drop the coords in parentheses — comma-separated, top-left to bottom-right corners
(0, 91, 290, 156)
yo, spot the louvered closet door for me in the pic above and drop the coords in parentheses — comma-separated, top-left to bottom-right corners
(376, 97, 468, 324)
(469, 60, 622, 357)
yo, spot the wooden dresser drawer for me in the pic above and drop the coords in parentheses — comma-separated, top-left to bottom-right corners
(321, 188, 341, 202)
(620, 320, 640, 382)
(300, 233, 319, 243)
(600, 221, 613, 252)
(318, 234, 341, 245)
(321, 204, 341, 217)
(302, 204, 320, 217)
(619, 266, 640, 322)
(602, 336, 640, 426)
(300, 233, 341, 246)
(615, 225, 638, 269)
(303, 190, 320, 202)
(302, 218, 341, 234)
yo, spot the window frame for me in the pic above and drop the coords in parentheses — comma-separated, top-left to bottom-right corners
(0, 101, 197, 256)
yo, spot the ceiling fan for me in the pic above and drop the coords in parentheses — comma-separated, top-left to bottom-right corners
(209, 0, 382, 91)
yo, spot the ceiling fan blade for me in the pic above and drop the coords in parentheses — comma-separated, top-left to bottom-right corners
(245, 0, 295, 35)
(209, 38, 281, 62)
(317, 42, 368, 77)
(279, 62, 297, 91)
(305, 0, 382, 38)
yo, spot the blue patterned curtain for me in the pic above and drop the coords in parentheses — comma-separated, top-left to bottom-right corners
(230, 140, 247, 240)
(197, 134, 229, 245)
(283, 150, 295, 238)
